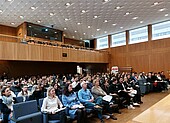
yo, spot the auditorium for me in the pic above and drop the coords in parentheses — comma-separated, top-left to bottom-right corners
(0, 0, 170, 123)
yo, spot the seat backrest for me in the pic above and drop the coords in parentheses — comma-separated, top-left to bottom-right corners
(39, 98, 44, 108)
(13, 100, 38, 119)
(15, 96, 23, 103)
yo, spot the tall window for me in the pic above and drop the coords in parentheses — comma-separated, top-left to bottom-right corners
(96, 36, 108, 49)
(152, 21, 170, 40)
(111, 32, 126, 47)
(129, 26, 148, 44)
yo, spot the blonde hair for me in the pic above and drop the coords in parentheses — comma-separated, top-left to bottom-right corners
(47, 86, 56, 97)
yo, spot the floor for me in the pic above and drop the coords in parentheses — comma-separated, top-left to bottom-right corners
(88, 90, 170, 123)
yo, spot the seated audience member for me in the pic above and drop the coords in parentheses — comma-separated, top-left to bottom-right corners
(62, 83, 86, 123)
(123, 76, 142, 105)
(10, 81, 21, 94)
(91, 79, 118, 120)
(78, 81, 104, 123)
(0, 87, 16, 123)
(109, 78, 135, 109)
(51, 82, 62, 96)
(17, 85, 31, 101)
(41, 87, 66, 123)
(29, 84, 44, 100)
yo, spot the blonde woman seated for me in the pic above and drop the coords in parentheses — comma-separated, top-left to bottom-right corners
(41, 86, 66, 123)
(17, 85, 31, 101)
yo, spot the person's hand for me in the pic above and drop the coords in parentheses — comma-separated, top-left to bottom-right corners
(51, 110, 56, 114)
(89, 99, 94, 102)
(10, 112, 13, 118)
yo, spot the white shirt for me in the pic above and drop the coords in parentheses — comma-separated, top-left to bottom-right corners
(41, 96, 63, 113)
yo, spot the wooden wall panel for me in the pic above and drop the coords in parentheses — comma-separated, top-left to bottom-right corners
(64, 38, 84, 47)
(109, 39, 170, 78)
(28, 45, 42, 61)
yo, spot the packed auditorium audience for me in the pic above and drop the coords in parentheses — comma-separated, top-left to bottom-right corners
(0, 71, 169, 123)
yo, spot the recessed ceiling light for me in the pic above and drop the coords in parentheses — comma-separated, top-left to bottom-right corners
(165, 14, 169, 17)
(140, 21, 143, 23)
(30, 6, 36, 10)
(37, 20, 41, 23)
(159, 8, 166, 12)
(80, 38, 82, 40)
(81, 10, 86, 13)
(115, 6, 122, 10)
(97, 29, 100, 31)
(91, 35, 94, 37)
(49, 12, 54, 16)
(153, 2, 159, 5)
(34, 34, 37, 36)
(11, 22, 15, 25)
(0, 9, 3, 13)
(74, 30, 77, 32)
(103, 0, 109, 2)
(77, 22, 81, 25)
(19, 15, 24, 19)
(93, 15, 98, 19)
(104, 31, 107, 33)
(83, 33, 86, 35)
(65, 2, 72, 6)
(112, 23, 117, 26)
(63, 34, 66, 37)
(55, 32, 57, 33)
(6, 0, 13, 2)
(64, 27, 67, 30)
(104, 20, 108, 23)
(120, 27, 123, 29)
(64, 18, 69, 21)
(72, 36, 75, 38)
(88, 26, 91, 28)
(133, 16, 138, 20)
(124, 12, 131, 16)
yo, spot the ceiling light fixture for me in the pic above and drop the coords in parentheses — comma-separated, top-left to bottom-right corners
(159, 8, 166, 12)
(11, 22, 15, 25)
(88, 26, 91, 28)
(74, 30, 77, 32)
(91, 35, 94, 37)
(93, 15, 98, 19)
(64, 27, 67, 30)
(81, 10, 86, 13)
(103, 0, 109, 2)
(97, 29, 100, 31)
(19, 15, 24, 19)
(115, 6, 122, 10)
(0, 9, 3, 13)
(140, 21, 143, 23)
(64, 18, 69, 21)
(124, 12, 131, 16)
(104, 31, 107, 33)
(120, 27, 123, 29)
(165, 14, 169, 17)
(112, 23, 117, 26)
(77, 22, 81, 25)
(65, 2, 72, 7)
(49, 12, 54, 16)
(30, 6, 36, 10)
(55, 32, 57, 33)
(83, 33, 86, 35)
(72, 36, 75, 38)
(133, 16, 138, 20)
(37, 20, 41, 23)
(104, 20, 108, 23)
(80, 38, 83, 40)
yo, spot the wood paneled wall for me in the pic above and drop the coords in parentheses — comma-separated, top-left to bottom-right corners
(0, 41, 108, 63)
(0, 25, 17, 42)
(109, 38, 170, 77)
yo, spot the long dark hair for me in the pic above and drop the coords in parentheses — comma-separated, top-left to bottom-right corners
(63, 83, 74, 97)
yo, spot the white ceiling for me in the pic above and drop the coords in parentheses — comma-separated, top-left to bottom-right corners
(0, 0, 170, 40)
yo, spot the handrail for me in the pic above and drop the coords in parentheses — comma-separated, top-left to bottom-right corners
(0, 34, 108, 53)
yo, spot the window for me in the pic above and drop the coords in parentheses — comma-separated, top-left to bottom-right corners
(129, 26, 148, 44)
(152, 21, 170, 40)
(111, 32, 126, 47)
(96, 36, 108, 49)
